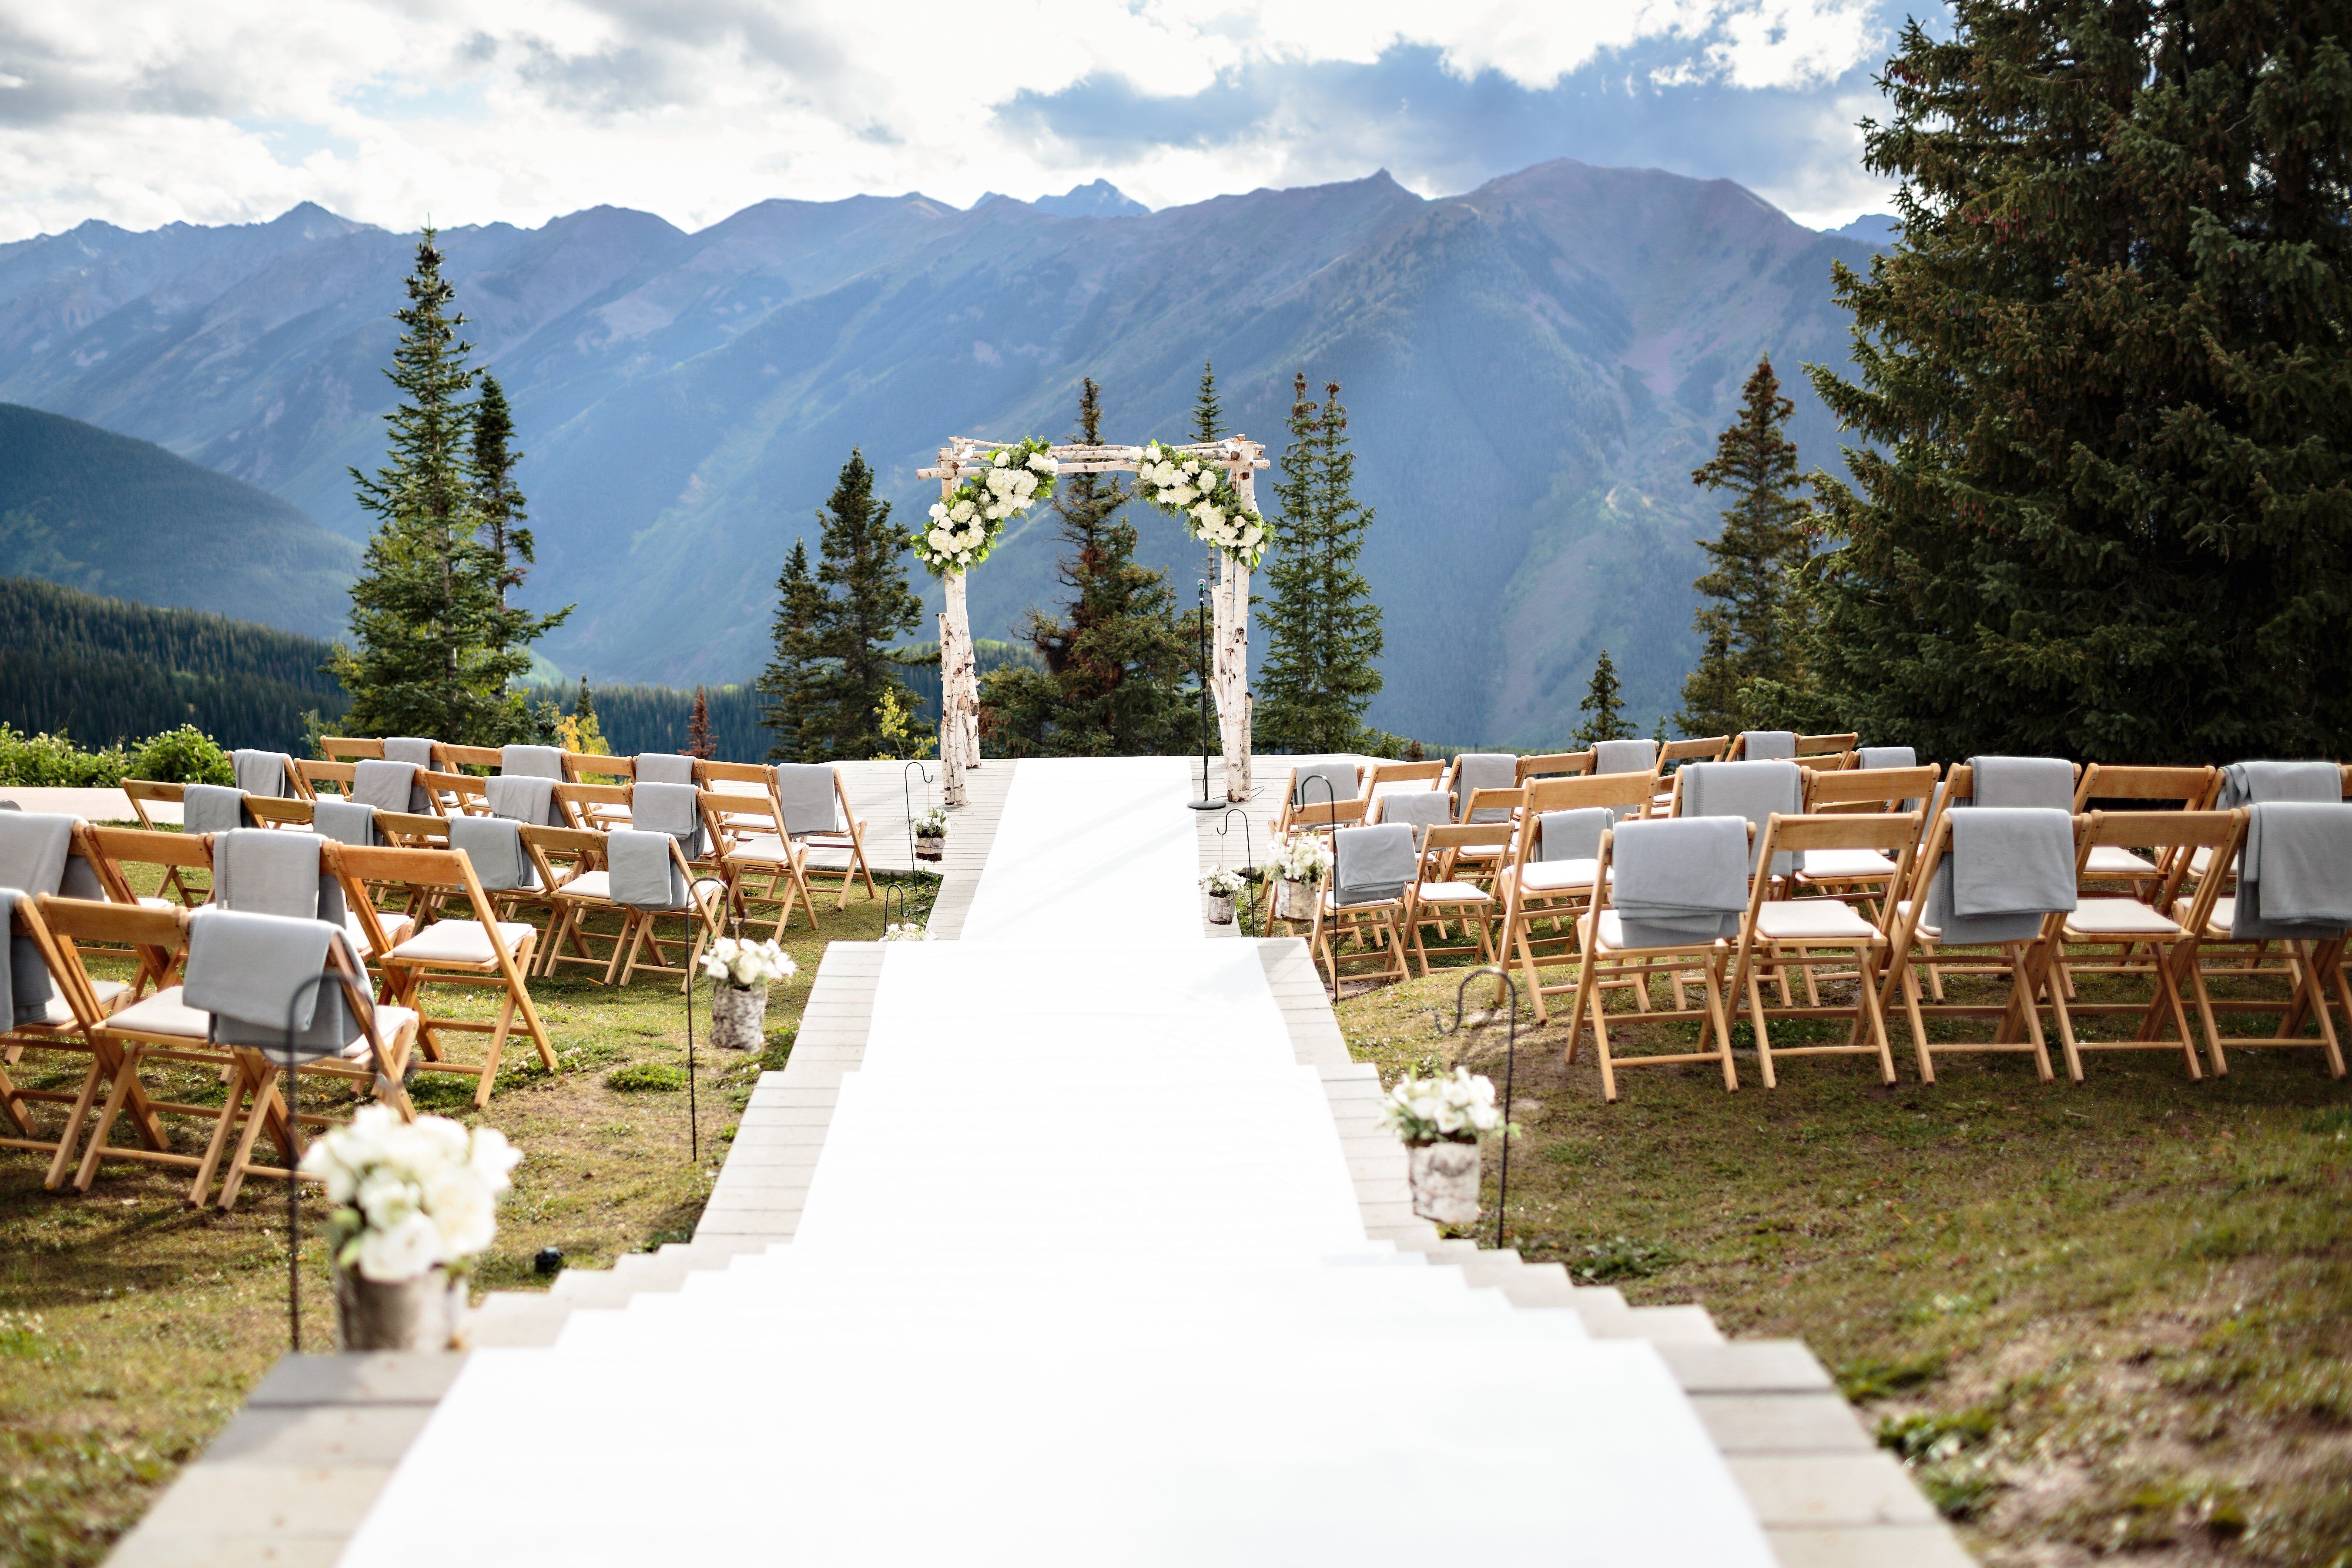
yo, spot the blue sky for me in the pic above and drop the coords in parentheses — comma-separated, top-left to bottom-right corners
(0, 0, 1944, 242)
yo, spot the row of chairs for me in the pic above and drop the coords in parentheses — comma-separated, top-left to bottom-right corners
(1273, 731, 1864, 838)
(1298, 754, 2352, 1101)
(135, 740, 882, 922)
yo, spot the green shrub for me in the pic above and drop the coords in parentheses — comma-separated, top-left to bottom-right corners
(0, 724, 131, 786)
(606, 1062, 686, 1093)
(127, 724, 232, 785)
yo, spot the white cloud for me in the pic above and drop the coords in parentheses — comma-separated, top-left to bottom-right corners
(0, 0, 1898, 241)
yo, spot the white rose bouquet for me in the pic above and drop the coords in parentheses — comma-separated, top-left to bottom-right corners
(1201, 868, 1245, 898)
(880, 922, 931, 942)
(300, 1106, 521, 1283)
(1268, 831, 1335, 885)
(700, 936, 797, 990)
(1377, 1066, 1504, 1147)
(912, 806, 949, 838)
(911, 437, 1058, 574)
(1133, 440, 1268, 568)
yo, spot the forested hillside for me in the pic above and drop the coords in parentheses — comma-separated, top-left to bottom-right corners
(0, 403, 359, 639)
(0, 575, 349, 754)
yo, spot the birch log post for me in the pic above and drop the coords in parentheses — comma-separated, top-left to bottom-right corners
(1216, 465, 1257, 801)
(936, 603, 967, 808)
(941, 566, 981, 774)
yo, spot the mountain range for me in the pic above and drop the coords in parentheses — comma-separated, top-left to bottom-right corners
(0, 161, 1881, 745)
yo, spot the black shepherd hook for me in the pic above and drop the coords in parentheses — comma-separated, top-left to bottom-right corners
(880, 881, 911, 931)
(1430, 966, 1523, 1252)
(273, 965, 400, 1353)
(902, 760, 936, 871)
(1215, 807, 1255, 930)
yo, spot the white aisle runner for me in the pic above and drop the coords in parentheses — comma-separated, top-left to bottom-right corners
(338, 757, 1775, 1566)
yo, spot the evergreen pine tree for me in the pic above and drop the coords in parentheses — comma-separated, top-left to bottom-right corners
(470, 374, 531, 609)
(1675, 357, 1811, 737)
(755, 538, 823, 761)
(686, 687, 716, 760)
(331, 229, 566, 744)
(1257, 375, 1384, 751)
(1804, 0, 2352, 759)
(981, 378, 1193, 756)
(1191, 359, 1223, 442)
(1573, 649, 1635, 747)
(796, 451, 923, 761)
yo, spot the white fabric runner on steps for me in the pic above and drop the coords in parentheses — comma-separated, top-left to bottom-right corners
(337, 756, 1775, 1567)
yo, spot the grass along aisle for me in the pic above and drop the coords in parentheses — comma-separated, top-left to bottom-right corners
(0, 858, 935, 1568)
(1337, 967, 2352, 1568)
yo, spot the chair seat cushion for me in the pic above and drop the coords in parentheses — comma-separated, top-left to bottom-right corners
(1593, 911, 1725, 954)
(342, 1005, 420, 1060)
(137, 895, 176, 911)
(1794, 848, 1896, 881)
(2085, 844, 2157, 877)
(346, 911, 414, 955)
(1755, 899, 1878, 941)
(2066, 896, 2180, 937)
(20, 979, 131, 1029)
(1511, 858, 1604, 894)
(558, 870, 613, 901)
(2178, 895, 2236, 937)
(725, 836, 794, 865)
(387, 919, 536, 965)
(1414, 881, 1492, 906)
(104, 985, 211, 1038)
(802, 846, 856, 871)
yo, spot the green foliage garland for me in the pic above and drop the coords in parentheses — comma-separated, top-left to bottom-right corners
(910, 438, 1058, 575)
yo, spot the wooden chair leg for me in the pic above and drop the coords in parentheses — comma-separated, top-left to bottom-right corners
(1703, 957, 1739, 1092)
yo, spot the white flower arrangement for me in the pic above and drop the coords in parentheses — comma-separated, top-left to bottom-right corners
(1201, 868, 1245, 898)
(911, 437, 1058, 575)
(1378, 1066, 1504, 1147)
(700, 936, 797, 989)
(912, 806, 949, 838)
(1267, 831, 1335, 885)
(881, 922, 931, 941)
(1133, 440, 1268, 568)
(300, 1105, 520, 1283)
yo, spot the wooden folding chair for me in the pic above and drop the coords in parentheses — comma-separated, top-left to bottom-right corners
(610, 832, 730, 991)
(320, 737, 385, 764)
(2041, 811, 2245, 1081)
(331, 844, 552, 1108)
(1797, 733, 1859, 757)
(37, 898, 417, 1205)
(294, 758, 358, 798)
(2168, 818, 2351, 1081)
(1796, 750, 1856, 773)
(0, 894, 130, 1182)
(1662, 737, 1729, 767)
(1725, 813, 1921, 1088)
(1310, 824, 1415, 995)
(416, 769, 492, 818)
(245, 796, 317, 831)
(562, 753, 637, 830)
(789, 769, 878, 908)
(1401, 823, 1509, 975)
(521, 825, 630, 982)
(1515, 752, 1594, 784)
(436, 743, 503, 773)
(2070, 765, 2218, 901)
(1561, 819, 1752, 1101)
(1367, 760, 1446, 797)
(1794, 764, 1941, 915)
(1874, 811, 2078, 1084)
(87, 824, 215, 947)
(1277, 763, 1365, 838)
(696, 771, 821, 938)
(1494, 773, 1659, 1023)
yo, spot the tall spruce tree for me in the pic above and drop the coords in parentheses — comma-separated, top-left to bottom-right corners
(1573, 649, 1636, 747)
(756, 539, 824, 761)
(1804, 0, 2352, 761)
(982, 378, 1192, 756)
(1257, 374, 1384, 751)
(1676, 357, 1812, 737)
(685, 687, 716, 760)
(331, 230, 566, 744)
(785, 451, 924, 761)
(1192, 359, 1223, 442)
(470, 375, 530, 608)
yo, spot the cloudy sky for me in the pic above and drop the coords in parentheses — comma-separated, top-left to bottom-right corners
(0, 0, 1943, 244)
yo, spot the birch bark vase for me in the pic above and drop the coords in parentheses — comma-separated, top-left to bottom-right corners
(1407, 1140, 1482, 1229)
(335, 1264, 468, 1351)
(709, 981, 768, 1052)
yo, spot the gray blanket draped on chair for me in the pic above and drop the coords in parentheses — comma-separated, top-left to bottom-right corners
(1923, 808, 2077, 945)
(1538, 807, 1615, 862)
(449, 816, 538, 892)
(353, 760, 422, 814)
(2231, 801, 2352, 940)
(486, 774, 565, 827)
(2216, 761, 2344, 810)
(1609, 817, 1748, 947)
(1591, 739, 1658, 776)
(184, 906, 358, 1058)
(1678, 761, 1804, 876)
(1739, 731, 1797, 762)
(608, 828, 688, 909)
(1331, 824, 1416, 906)
(231, 749, 294, 797)
(0, 811, 77, 1025)
(1966, 756, 2075, 811)
(1451, 754, 1518, 822)
(182, 783, 253, 835)
(773, 765, 842, 836)
(499, 745, 565, 780)
(634, 753, 697, 787)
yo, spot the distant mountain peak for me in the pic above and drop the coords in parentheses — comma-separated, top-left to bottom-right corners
(1032, 180, 1150, 218)
(1830, 212, 1900, 247)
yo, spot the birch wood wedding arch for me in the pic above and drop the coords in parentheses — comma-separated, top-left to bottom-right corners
(918, 435, 1270, 807)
